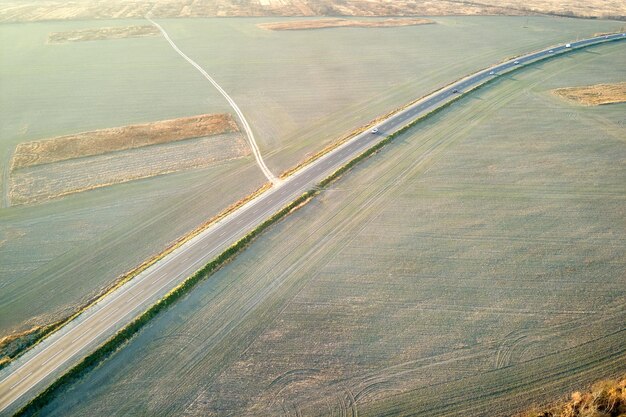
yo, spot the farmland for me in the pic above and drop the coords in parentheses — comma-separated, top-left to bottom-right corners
(2, 16, 621, 348)
(257, 18, 434, 31)
(9, 132, 249, 205)
(10, 113, 239, 170)
(48, 25, 159, 43)
(0, 19, 264, 345)
(1, 0, 626, 22)
(164, 16, 626, 176)
(553, 81, 626, 105)
(8, 114, 247, 204)
(33, 40, 626, 416)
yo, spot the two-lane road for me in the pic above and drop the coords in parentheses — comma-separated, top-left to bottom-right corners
(1, 31, 624, 415)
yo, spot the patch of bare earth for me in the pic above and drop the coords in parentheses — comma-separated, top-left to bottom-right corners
(552, 82, 626, 106)
(258, 17, 434, 31)
(11, 113, 239, 169)
(48, 25, 160, 43)
(9, 114, 250, 205)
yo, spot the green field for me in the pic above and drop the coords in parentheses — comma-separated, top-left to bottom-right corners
(0, 19, 265, 339)
(33, 40, 626, 416)
(162, 16, 626, 173)
(0, 16, 623, 345)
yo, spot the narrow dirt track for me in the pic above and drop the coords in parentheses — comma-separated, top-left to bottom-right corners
(146, 16, 281, 186)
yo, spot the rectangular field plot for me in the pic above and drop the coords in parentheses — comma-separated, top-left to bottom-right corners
(11, 113, 239, 169)
(9, 132, 249, 205)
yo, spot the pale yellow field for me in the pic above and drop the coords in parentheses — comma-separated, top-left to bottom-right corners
(11, 113, 238, 169)
(10, 133, 249, 205)
(48, 25, 159, 43)
(553, 82, 626, 105)
(257, 18, 434, 31)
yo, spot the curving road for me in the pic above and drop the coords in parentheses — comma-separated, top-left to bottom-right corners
(0, 32, 624, 416)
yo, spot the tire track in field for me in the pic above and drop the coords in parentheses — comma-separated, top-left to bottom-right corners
(495, 301, 626, 369)
(237, 73, 536, 416)
(207, 104, 482, 416)
(271, 68, 603, 413)
(350, 54, 626, 416)
(146, 16, 280, 186)
(241, 77, 531, 417)
(357, 329, 626, 417)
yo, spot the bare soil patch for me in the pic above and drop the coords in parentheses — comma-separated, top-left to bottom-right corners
(11, 113, 239, 170)
(258, 18, 434, 31)
(552, 82, 626, 106)
(48, 25, 160, 43)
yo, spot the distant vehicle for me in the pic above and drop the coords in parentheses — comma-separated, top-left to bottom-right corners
(370, 127, 379, 134)
(452, 88, 459, 93)
(489, 71, 495, 75)
(604, 35, 609, 39)
(548, 49, 554, 53)
(513, 60, 520, 65)
(565, 43, 571, 48)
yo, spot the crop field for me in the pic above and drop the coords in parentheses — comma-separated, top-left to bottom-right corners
(9, 132, 249, 205)
(11, 113, 238, 169)
(0, 19, 265, 341)
(34, 41, 626, 416)
(8, 113, 247, 204)
(160, 16, 625, 175)
(553, 81, 626, 105)
(2, 0, 626, 22)
(48, 25, 160, 43)
(2, 16, 621, 345)
(257, 18, 435, 31)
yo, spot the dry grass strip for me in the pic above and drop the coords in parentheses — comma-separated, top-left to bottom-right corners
(552, 82, 626, 106)
(11, 113, 239, 170)
(517, 375, 626, 417)
(48, 25, 160, 43)
(258, 17, 434, 31)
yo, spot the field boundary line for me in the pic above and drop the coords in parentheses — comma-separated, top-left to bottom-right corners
(146, 16, 280, 186)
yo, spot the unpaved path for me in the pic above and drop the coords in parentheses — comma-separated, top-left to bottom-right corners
(146, 16, 280, 186)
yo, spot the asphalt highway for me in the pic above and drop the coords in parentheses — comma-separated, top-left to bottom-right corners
(0, 32, 624, 416)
